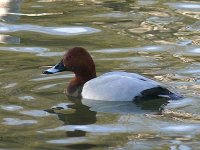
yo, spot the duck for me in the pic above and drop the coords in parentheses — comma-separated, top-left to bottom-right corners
(43, 47, 182, 101)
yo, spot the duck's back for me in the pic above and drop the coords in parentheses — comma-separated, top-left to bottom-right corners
(82, 72, 165, 101)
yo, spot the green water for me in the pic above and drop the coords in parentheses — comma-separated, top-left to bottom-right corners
(0, 0, 200, 149)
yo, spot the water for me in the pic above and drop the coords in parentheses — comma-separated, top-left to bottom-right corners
(0, 0, 200, 149)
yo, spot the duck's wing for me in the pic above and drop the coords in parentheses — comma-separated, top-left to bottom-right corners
(101, 71, 160, 85)
(82, 72, 162, 101)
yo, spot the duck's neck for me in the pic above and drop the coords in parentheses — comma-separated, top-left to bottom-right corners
(67, 72, 96, 97)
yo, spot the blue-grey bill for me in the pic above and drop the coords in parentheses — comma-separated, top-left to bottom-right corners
(43, 67, 61, 74)
(43, 60, 66, 74)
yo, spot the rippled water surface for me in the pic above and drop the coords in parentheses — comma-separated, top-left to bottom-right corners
(0, 0, 200, 149)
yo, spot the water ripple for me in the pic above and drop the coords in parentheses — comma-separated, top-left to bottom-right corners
(9, 12, 63, 16)
(94, 45, 175, 53)
(137, 0, 157, 6)
(0, 23, 100, 36)
(0, 34, 20, 44)
(166, 2, 200, 11)
(37, 83, 59, 90)
(37, 51, 64, 57)
(1, 105, 23, 111)
(31, 74, 73, 81)
(162, 124, 200, 135)
(147, 16, 181, 25)
(44, 124, 139, 133)
(93, 12, 135, 18)
(18, 95, 35, 101)
(0, 46, 48, 53)
(20, 110, 52, 117)
(186, 21, 200, 32)
(47, 137, 88, 145)
(0, 46, 65, 56)
(2, 83, 17, 89)
(2, 118, 37, 125)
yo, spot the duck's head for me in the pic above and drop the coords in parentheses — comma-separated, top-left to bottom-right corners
(43, 47, 96, 81)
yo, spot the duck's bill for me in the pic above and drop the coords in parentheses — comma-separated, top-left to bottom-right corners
(43, 60, 66, 74)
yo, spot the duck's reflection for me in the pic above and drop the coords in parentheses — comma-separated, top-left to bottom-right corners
(45, 97, 97, 125)
(45, 97, 97, 142)
(58, 98, 97, 125)
(82, 97, 168, 114)
(46, 97, 168, 126)
(45, 97, 168, 149)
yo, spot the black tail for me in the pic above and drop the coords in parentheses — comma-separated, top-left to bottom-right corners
(138, 86, 183, 101)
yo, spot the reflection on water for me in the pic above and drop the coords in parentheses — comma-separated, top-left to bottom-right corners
(166, 2, 200, 11)
(47, 98, 97, 125)
(0, 0, 22, 22)
(94, 45, 175, 53)
(18, 95, 35, 101)
(2, 82, 17, 89)
(47, 137, 89, 145)
(147, 16, 181, 25)
(0, 22, 100, 36)
(20, 110, 53, 117)
(166, 2, 200, 20)
(0, 0, 200, 149)
(82, 97, 167, 114)
(2, 118, 37, 125)
(137, 0, 157, 6)
(31, 74, 74, 81)
(0, 46, 48, 54)
(1, 104, 23, 111)
(0, 34, 20, 44)
(187, 21, 200, 31)
(0, 0, 21, 44)
(93, 12, 135, 18)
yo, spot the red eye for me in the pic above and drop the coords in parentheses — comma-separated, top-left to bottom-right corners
(67, 55, 72, 59)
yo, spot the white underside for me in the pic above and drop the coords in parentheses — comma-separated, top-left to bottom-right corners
(81, 71, 162, 101)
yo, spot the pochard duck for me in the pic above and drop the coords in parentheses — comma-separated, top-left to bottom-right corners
(43, 47, 182, 101)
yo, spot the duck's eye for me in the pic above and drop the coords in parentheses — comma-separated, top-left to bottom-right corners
(67, 55, 72, 59)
